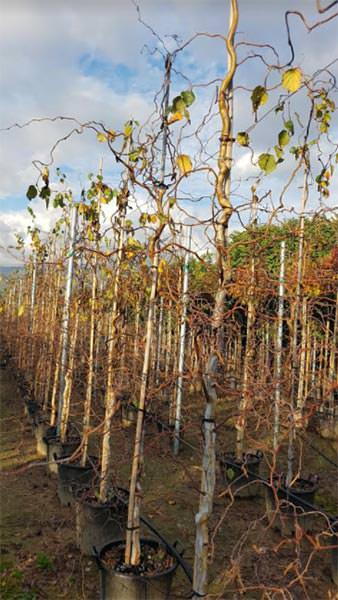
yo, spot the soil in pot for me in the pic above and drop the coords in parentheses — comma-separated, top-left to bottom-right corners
(57, 456, 98, 506)
(220, 451, 263, 499)
(98, 538, 177, 600)
(75, 487, 129, 556)
(265, 475, 319, 537)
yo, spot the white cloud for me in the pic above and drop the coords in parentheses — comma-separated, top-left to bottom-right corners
(0, 0, 337, 265)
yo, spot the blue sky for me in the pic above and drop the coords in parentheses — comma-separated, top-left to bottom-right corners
(0, 0, 337, 265)
(79, 55, 138, 94)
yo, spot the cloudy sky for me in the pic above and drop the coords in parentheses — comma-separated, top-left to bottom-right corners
(0, 0, 337, 265)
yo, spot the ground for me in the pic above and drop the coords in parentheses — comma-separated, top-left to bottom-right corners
(1, 366, 337, 599)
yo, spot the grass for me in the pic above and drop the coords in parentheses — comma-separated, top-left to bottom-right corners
(0, 562, 37, 600)
(35, 553, 53, 571)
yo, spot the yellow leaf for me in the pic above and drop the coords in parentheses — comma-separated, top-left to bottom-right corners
(158, 259, 167, 274)
(282, 68, 302, 93)
(97, 132, 107, 143)
(168, 112, 183, 125)
(108, 129, 116, 140)
(149, 214, 158, 223)
(78, 202, 87, 215)
(42, 166, 49, 180)
(18, 304, 25, 317)
(176, 154, 193, 175)
(124, 123, 133, 137)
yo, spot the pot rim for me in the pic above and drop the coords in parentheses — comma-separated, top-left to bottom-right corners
(270, 474, 319, 494)
(98, 537, 178, 580)
(75, 486, 129, 507)
(58, 458, 97, 472)
(221, 450, 263, 466)
(44, 434, 80, 445)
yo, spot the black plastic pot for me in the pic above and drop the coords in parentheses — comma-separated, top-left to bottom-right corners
(34, 423, 55, 458)
(121, 403, 138, 429)
(317, 415, 338, 442)
(219, 451, 263, 499)
(46, 434, 80, 475)
(24, 397, 40, 425)
(330, 520, 338, 586)
(57, 457, 98, 506)
(265, 475, 319, 536)
(97, 538, 178, 600)
(75, 488, 129, 556)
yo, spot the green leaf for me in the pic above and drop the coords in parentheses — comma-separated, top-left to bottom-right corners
(274, 145, 284, 160)
(282, 68, 302, 93)
(236, 131, 250, 147)
(172, 96, 186, 114)
(284, 120, 294, 135)
(40, 185, 51, 208)
(258, 153, 277, 174)
(168, 196, 176, 208)
(129, 149, 141, 162)
(53, 193, 65, 209)
(139, 212, 148, 225)
(181, 90, 196, 107)
(27, 206, 35, 219)
(39, 185, 50, 200)
(226, 468, 235, 481)
(278, 129, 290, 147)
(251, 85, 268, 113)
(26, 185, 38, 201)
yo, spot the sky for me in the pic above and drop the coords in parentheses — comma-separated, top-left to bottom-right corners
(0, 0, 337, 266)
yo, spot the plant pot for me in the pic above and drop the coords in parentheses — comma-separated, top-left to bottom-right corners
(24, 397, 40, 425)
(265, 475, 318, 536)
(97, 538, 178, 600)
(75, 488, 129, 556)
(121, 403, 137, 429)
(317, 415, 338, 441)
(46, 434, 80, 476)
(34, 423, 55, 458)
(57, 456, 98, 506)
(219, 451, 263, 499)
(329, 520, 338, 586)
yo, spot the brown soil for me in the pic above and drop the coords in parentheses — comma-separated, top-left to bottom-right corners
(101, 542, 175, 576)
(1, 366, 337, 599)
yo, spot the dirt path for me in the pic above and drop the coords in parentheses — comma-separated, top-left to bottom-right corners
(0, 367, 98, 600)
(1, 365, 337, 599)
